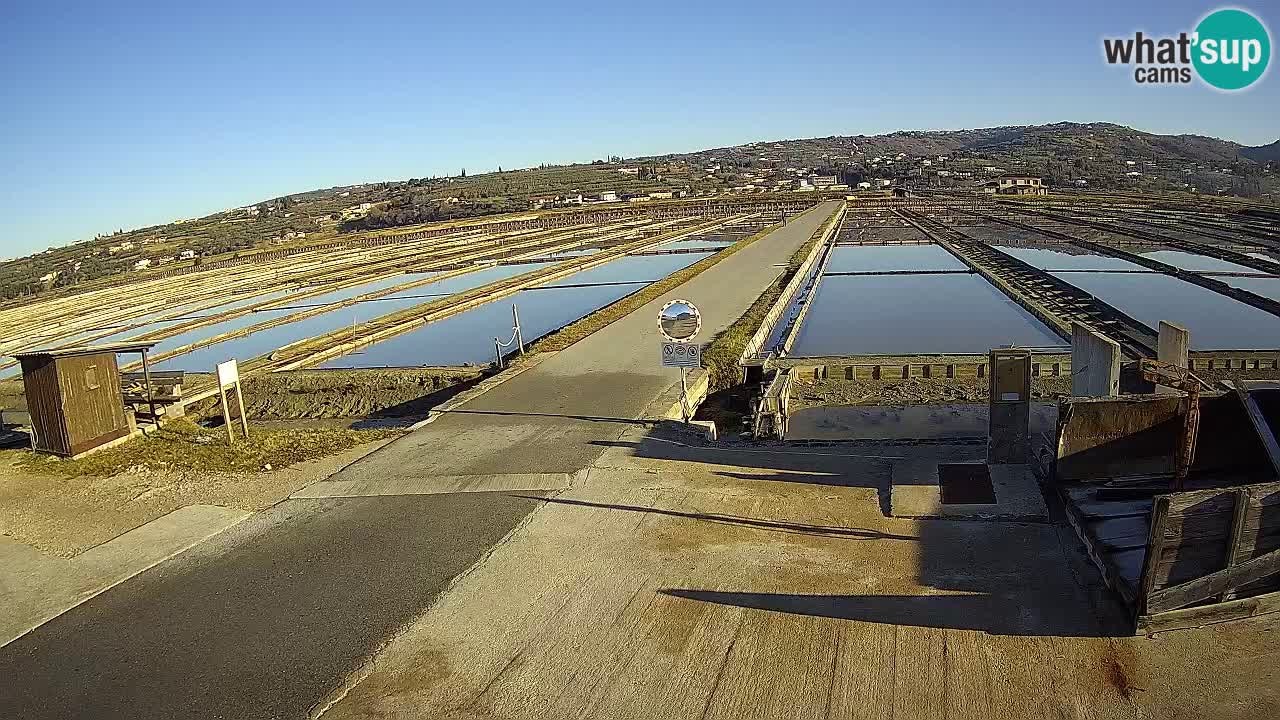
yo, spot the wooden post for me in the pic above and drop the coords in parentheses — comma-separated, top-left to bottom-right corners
(218, 384, 235, 445)
(234, 379, 249, 439)
(140, 349, 158, 425)
(1136, 496, 1171, 618)
(1220, 489, 1251, 602)
(1157, 321, 1191, 395)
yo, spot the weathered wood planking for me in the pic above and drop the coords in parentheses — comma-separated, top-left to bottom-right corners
(1139, 481, 1280, 617)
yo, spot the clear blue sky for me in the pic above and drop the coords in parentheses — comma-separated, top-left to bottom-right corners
(2, 0, 1276, 257)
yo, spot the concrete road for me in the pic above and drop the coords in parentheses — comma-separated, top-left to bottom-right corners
(0, 493, 544, 720)
(329, 200, 840, 482)
(0, 202, 840, 719)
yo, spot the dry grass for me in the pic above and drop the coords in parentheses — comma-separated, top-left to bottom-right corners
(8, 418, 400, 477)
(700, 209, 840, 391)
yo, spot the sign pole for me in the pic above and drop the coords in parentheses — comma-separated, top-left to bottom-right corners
(234, 379, 250, 439)
(513, 304, 524, 355)
(679, 367, 689, 422)
(218, 384, 234, 444)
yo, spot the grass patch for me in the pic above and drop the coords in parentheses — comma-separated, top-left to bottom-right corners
(700, 207, 841, 391)
(10, 418, 400, 477)
(524, 221, 783, 354)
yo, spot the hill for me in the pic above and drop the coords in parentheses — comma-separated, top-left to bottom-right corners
(1242, 140, 1280, 163)
(3, 122, 1278, 305)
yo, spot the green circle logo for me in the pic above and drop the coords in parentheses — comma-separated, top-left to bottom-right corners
(1193, 8, 1271, 90)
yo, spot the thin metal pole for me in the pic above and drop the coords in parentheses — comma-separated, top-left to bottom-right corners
(494, 338, 504, 369)
(140, 349, 158, 425)
(680, 367, 689, 423)
(512, 304, 524, 354)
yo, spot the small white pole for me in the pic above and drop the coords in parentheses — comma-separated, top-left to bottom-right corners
(513, 304, 524, 355)
(233, 379, 249, 439)
(494, 338, 504, 369)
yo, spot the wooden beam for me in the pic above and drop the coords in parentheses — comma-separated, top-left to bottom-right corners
(1235, 387, 1280, 478)
(1146, 547, 1280, 614)
(1139, 589, 1280, 634)
(1136, 496, 1171, 617)
(1220, 489, 1251, 602)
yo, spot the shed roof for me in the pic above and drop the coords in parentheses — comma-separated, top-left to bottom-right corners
(10, 341, 158, 361)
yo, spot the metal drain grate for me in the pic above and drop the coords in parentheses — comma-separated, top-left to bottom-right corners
(938, 463, 996, 504)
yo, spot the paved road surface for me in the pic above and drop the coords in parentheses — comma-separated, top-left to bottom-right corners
(0, 202, 839, 720)
(332, 201, 838, 480)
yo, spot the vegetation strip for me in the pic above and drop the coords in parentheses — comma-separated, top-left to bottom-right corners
(523, 221, 782, 355)
(8, 419, 399, 476)
(701, 206, 843, 391)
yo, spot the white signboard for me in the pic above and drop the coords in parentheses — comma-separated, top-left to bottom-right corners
(661, 341, 701, 368)
(216, 359, 239, 388)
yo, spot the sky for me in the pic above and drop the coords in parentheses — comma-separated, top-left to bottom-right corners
(2, 0, 1277, 257)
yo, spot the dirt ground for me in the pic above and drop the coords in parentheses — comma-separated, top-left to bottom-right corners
(789, 374, 1073, 409)
(0, 436, 393, 558)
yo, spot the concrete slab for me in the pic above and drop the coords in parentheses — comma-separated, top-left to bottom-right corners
(292, 472, 576, 498)
(0, 504, 249, 647)
(310, 435, 1277, 720)
(890, 460, 1047, 521)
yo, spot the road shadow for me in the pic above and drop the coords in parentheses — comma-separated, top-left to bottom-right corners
(590, 428, 895, 495)
(657, 589, 1116, 637)
(511, 494, 916, 543)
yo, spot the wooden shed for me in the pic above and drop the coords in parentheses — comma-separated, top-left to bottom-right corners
(10, 342, 158, 458)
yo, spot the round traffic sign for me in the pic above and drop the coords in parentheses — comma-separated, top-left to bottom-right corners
(658, 299, 701, 342)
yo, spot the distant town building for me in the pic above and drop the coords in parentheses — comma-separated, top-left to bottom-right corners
(618, 167, 640, 175)
(648, 191, 673, 200)
(599, 190, 618, 202)
(983, 175, 1047, 195)
(813, 175, 837, 187)
(133, 258, 152, 270)
(856, 181, 872, 190)
(179, 249, 197, 260)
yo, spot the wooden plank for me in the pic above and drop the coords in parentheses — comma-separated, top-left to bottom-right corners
(1235, 387, 1280, 478)
(1091, 518, 1151, 552)
(1146, 547, 1280, 613)
(1136, 496, 1170, 616)
(1165, 486, 1240, 515)
(1138, 589, 1280, 634)
(1063, 485, 1153, 519)
(1221, 489, 1251, 602)
(1110, 548, 1147, 594)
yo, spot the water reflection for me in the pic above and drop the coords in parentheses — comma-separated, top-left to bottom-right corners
(790, 274, 1062, 356)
